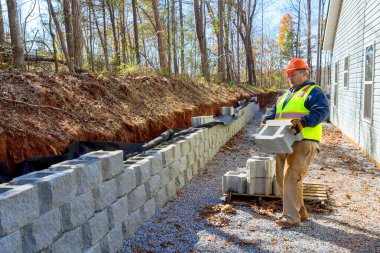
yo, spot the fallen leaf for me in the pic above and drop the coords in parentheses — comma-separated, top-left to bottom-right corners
(248, 226, 256, 232)
(207, 235, 217, 242)
(271, 238, 277, 244)
(346, 194, 352, 199)
(173, 223, 185, 231)
(221, 204, 237, 214)
(160, 241, 175, 247)
(177, 190, 185, 197)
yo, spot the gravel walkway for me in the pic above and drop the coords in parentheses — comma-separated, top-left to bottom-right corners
(121, 110, 380, 253)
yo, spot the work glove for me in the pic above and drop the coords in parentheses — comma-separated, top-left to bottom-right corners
(289, 119, 304, 135)
(259, 117, 266, 128)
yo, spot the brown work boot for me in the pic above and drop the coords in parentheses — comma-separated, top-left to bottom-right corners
(275, 218, 299, 228)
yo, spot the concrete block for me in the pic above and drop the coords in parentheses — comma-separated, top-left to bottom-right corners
(115, 166, 136, 197)
(140, 151, 164, 175)
(159, 167, 171, 188)
(128, 184, 147, 212)
(157, 145, 174, 166)
(169, 160, 181, 179)
(166, 180, 177, 199)
(79, 150, 123, 181)
(185, 166, 193, 183)
(155, 188, 168, 209)
(253, 119, 303, 154)
(179, 156, 188, 172)
(221, 106, 234, 117)
(81, 210, 108, 249)
(92, 179, 117, 212)
(84, 243, 101, 253)
(99, 235, 110, 253)
(50, 158, 102, 195)
(47, 227, 82, 253)
(146, 174, 160, 198)
(123, 209, 143, 239)
(171, 144, 181, 160)
(187, 151, 195, 166)
(21, 209, 61, 252)
(192, 163, 199, 177)
(222, 170, 247, 193)
(126, 160, 151, 186)
(177, 139, 191, 155)
(175, 172, 185, 190)
(0, 184, 39, 236)
(61, 192, 95, 231)
(184, 134, 196, 150)
(107, 195, 128, 228)
(107, 223, 124, 253)
(246, 156, 275, 178)
(191, 116, 213, 127)
(0, 230, 22, 253)
(247, 177, 274, 196)
(142, 198, 156, 222)
(10, 169, 77, 214)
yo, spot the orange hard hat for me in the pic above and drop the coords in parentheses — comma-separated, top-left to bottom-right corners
(285, 58, 310, 75)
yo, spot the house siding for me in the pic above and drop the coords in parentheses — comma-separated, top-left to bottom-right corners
(331, 0, 380, 165)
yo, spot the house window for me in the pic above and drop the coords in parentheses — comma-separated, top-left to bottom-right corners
(334, 61, 339, 106)
(364, 44, 374, 121)
(344, 56, 349, 88)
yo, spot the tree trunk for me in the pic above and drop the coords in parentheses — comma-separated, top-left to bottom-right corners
(307, 0, 312, 74)
(151, 0, 169, 72)
(102, 0, 110, 70)
(107, 0, 120, 66)
(171, 0, 178, 74)
(88, 0, 94, 71)
(90, 1, 109, 70)
(166, 0, 171, 72)
(48, 8, 58, 72)
(121, 1, 127, 64)
(193, 0, 210, 81)
(63, 0, 74, 60)
(296, 0, 301, 57)
(316, 0, 322, 84)
(218, 0, 225, 81)
(6, 0, 24, 69)
(132, 0, 140, 64)
(72, 0, 83, 69)
(0, 0, 5, 60)
(179, 0, 184, 74)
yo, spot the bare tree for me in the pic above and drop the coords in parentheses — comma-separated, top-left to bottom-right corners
(6, 0, 24, 69)
(72, 0, 83, 69)
(218, 0, 226, 81)
(179, 0, 184, 73)
(132, 0, 141, 64)
(151, 0, 169, 72)
(171, 0, 178, 74)
(194, 0, 210, 81)
(0, 0, 5, 60)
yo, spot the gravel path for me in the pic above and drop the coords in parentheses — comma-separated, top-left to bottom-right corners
(121, 110, 380, 253)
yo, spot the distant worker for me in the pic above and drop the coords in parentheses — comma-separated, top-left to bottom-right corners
(262, 58, 330, 228)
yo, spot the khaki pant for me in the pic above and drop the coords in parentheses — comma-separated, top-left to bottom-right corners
(276, 141, 319, 223)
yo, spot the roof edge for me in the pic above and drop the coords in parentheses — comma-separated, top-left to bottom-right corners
(323, 0, 342, 51)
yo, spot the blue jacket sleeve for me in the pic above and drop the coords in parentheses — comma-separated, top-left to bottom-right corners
(301, 87, 330, 127)
(266, 104, 276, 120)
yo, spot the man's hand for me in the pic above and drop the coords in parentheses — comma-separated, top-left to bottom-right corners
(289, 119, 304, 135)
(259, 117, 266, 128)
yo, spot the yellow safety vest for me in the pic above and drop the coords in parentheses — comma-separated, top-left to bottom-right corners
(275, 85, 322, 141)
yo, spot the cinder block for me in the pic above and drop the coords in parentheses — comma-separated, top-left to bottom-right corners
(140, 151, 164, 175)
(79, 150, 123, 181)
(166, 180, 177, 199)
(92, 179, 117, 211)
(175, 172, 185, 190)
(115, 166, 136, 197)
(159, 167, 171, 188)
(187, 151, 195, 166)
(191, 116, 214, 127)
(157, 145, 174, 166)
(0, 184, 39, 236)
(247, 177, 274, 196)
(171, 144, 181, 160)
(145, 174, 160, 198)
(21, 209, 61, 252)
(50, 158, 102, 195)
(0, 230, 22, 253)
(127, 160, 151, 186)
(169, 160, 181, 179)
(179, 156, 188, 172)
(107, 195, 129, 229)
(253, 120, 303, 153)
(142, 198, 156, 222)
(185, 166, 193, 183)
(246, 156, 275, 178)
(128, 184, 147, 212)
(107, 223, 124, 253)
(123, 209, 143, 239)
(61, 192, 95, 231)
(177, 139, 191, 155)
(221, 106, 234, 117)
(222, 170, 247, 193)
(155, 188, 168, 209)
(81, 209, 108, 250)
(47, 227, 82, 253)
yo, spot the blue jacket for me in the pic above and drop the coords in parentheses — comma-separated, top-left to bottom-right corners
(266, 81, 330, 127)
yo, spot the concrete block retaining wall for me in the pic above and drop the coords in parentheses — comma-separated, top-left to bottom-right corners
(0, 102, 258, 253)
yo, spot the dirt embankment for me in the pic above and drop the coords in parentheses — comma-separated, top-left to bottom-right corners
(0, 72, 274, 175)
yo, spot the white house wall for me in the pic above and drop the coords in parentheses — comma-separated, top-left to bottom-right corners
(331, 0, 380, 164)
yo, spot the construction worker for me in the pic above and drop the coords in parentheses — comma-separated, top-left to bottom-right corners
(262, 58, 330, 228)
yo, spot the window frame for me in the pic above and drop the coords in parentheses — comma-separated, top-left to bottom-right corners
(343, 55, 350, 89)
(333, 60, 339, 107)
(363, 42, 375, 123)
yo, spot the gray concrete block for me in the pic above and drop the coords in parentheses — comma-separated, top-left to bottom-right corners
(146, 174, 160, 199)
(179, 156, 188, 173)
(186, 151, 195, 166)
(175, 172, 185, 190)
(92, 179, 117, 212)
(222, 170, 248, 193)
(166, 180, 177, 199)
(61, 192, 95, 231)
(80, 150, 123, 181)
(107, 223, 124, 253)
(123, 209, 143, 239)
(127, 160, 150, 186)
(238, 173, 247, 194)
(253, 119, 303, 154)
(191, 116, 213, 127)
(169, 160, 181, 179)
(185, 166, 193, 183)
(81, 210, 108, 250)
(47, 227, 82, 253)
(246, 156, 275, 178)
(140, 151, 164, 175)
(107, 195, 128, 228)
(142, 198, 156, 222)
(247, 177, 274, 196)
(192, 163, 199, 177)
(177, 139, 191, 155)
(221, 106, 234, 117)
(155, 188, 168, 209)
(21, 209, 61, 252)
(115, 166, 136, 197)
(0, 230, 22, 253)
(99, 235, 110, 253)
(157, 146, 174, 166)
(128, 184, 147, 212)
(0, 184, 39, 236)
(50, 158, 102, 195)
(159, 167, 171, 188)
(84, 243, 101, 253)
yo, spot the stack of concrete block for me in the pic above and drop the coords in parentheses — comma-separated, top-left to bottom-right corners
(0, 98, 260, 253)
(253, 119, 303, 154)
(221, 106, 234, 117)
(246, 156, 275, 196)
(191, 116, 214, 127)
(222, 170, 247, 194)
